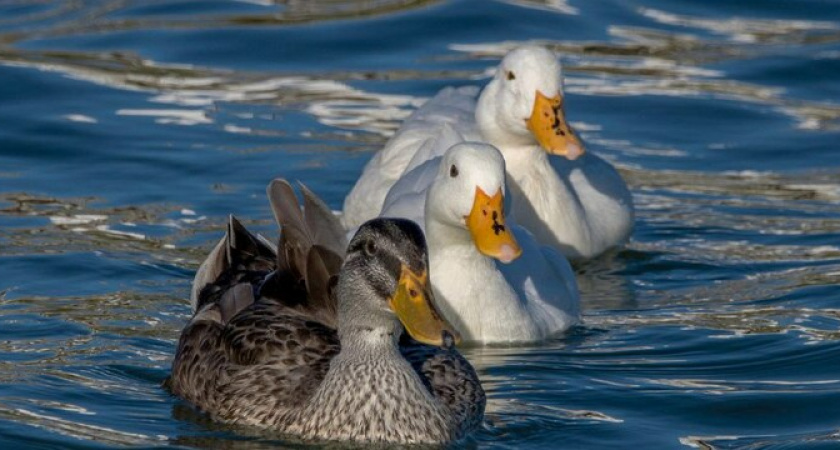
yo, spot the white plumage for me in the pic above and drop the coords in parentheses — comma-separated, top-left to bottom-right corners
(343, 45, 634, 261)
(381, 142, 580, 344)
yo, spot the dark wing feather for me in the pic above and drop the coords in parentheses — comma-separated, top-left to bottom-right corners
(401, 340, 486, 432)
(266, 178, 343, 327)
(223, 298, 339, 367)
(194, 216, 275, 313)
(191, 234, 226, 311)
(278, 225, 310, 281)
(267, 179, 312, 276)
(172, 217, 341, 425)
(173, 182, 349, 426)
(171, 297, 340, 425)
(303, 245, 340, 328)
(218, 283, 255, 324)
(227, 216, 276, 265)
(299, 181, 347, 258)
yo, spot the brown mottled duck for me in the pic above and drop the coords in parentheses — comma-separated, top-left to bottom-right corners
(168, 179, 485, 444)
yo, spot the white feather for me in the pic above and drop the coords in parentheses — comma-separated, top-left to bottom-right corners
(382, 142, 580, 344)
(342, 45, 633, 261)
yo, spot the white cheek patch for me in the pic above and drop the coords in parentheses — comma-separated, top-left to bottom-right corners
(499, 88, 530, 128)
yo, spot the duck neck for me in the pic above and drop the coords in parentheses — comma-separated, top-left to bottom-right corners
(496, 141, 549, 183)
(424, 214, 499, 339)
(337, 325, 403, 359)
(425, 216, 490, 267)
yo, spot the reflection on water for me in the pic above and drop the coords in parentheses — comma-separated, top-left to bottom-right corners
(0, 0, 441, 40)
(1, 0, 840, 448)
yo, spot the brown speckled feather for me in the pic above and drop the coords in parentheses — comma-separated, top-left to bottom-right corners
(266, 179, 346, 327)
(170, 182, 485, 442)
(171, 271, 340, 427)
(400, 340, 486, 432)
(193, 216, 275, 313)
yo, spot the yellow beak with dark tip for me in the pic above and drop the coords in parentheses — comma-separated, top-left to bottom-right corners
(526, 91, 585, 160)
(464, 187, 522, 264)
(389, 265, 461, 347)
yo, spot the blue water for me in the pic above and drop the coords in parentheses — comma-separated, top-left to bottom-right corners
(2, 0, 840, 448)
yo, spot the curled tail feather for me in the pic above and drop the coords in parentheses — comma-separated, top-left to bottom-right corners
(191, 215, 274, 313)
(266, 179, 346, 328)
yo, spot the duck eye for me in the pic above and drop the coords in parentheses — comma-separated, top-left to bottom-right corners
(364, 239, 377, 256)
(506, 71, 516, 81)
(449, 164, 459, 178)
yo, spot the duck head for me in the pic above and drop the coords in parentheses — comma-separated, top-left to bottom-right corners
(337, 218, 461, 347)
(425, 142, 522, 264)
(475, 45, 584, 160)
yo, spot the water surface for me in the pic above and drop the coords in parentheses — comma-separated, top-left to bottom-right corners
(1, 0, 840, 448)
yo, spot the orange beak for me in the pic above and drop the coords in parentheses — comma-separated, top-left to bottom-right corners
(526, 91, 585, 160)
(389, 265, 461, 346)
(464, 187, 522, 264)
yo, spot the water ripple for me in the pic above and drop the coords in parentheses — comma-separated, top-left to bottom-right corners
(1, 0, 840, 448)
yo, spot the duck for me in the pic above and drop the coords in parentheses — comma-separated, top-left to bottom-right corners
(170, 179, 485, 444)
(379, 142, 580, 344)
(342, 45, 633, 261)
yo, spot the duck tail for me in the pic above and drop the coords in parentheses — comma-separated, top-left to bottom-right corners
(191, 215, 274, 314)
(298, 182, 347, 258)
(266, 179, 345, 327)
(191, 234, 226, 313)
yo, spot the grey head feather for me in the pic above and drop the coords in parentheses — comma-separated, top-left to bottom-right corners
(337, 218, 429, 338)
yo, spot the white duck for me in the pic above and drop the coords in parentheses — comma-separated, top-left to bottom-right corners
(380, 142, 580, 344)
(343, 45, 633, 261)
